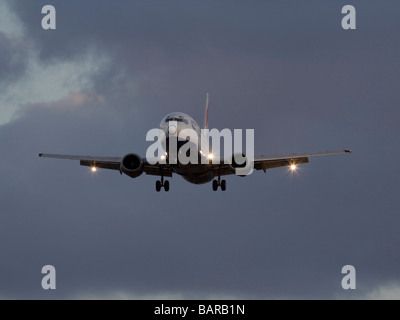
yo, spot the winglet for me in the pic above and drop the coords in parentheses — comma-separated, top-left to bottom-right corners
(39, 153, 43, 157)
(203, 93, 209, 129)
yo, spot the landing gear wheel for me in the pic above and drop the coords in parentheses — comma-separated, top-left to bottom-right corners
(156, 180, 162, 192)
(212, 180, 219, 191)
(220, 180, 226, 191)
(164, 180, 170, 192)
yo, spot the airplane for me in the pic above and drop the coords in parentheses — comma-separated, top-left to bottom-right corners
(39, 94, 351, 192)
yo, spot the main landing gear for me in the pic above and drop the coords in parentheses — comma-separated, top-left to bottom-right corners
(156, 176, 169, 192)
(212, 176, 226, 191)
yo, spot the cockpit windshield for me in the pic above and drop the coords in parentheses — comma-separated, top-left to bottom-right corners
(165, 117, 189, 124)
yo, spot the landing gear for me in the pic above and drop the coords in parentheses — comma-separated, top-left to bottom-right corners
(164, 180, 170, 192)
(212, 180, 219, 191)
(156, 176, 169, 192)
(220, 179, 226, 191)
(212, 177, 226, 191)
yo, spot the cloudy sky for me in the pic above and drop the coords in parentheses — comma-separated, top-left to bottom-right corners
(0, 0, 399, 299)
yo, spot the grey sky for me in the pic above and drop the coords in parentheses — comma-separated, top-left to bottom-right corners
(0, 0, 399, 299)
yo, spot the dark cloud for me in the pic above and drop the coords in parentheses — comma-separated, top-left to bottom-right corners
(0, 33, 28, 84)
(1, 0, 400, 299)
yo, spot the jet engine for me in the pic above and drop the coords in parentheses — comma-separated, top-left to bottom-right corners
(120, 153, 144, 178)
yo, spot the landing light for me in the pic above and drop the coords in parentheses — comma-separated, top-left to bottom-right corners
(208, 153, 214, 160)
(160, 155, 166, 160)
(91, 166, 97, 173)
(290, 164, 297, 172)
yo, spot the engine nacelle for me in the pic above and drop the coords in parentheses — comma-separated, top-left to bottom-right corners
(229, 153, 251, 176)
(120, 153, 144, 178)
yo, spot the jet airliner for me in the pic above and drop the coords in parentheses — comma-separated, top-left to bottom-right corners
(39, 95, 351, 191)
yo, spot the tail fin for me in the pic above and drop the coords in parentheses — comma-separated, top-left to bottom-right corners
(203, 93, 209, 129)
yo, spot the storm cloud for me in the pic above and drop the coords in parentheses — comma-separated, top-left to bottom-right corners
(0, 0, 399, 299)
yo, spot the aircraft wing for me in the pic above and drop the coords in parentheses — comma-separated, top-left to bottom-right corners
(38, 153, 173, 176)
(39, 153, 122, 170)
(213, 149, 351, 176)
(253, 149, 352, 171)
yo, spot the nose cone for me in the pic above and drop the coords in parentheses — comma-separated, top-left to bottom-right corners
(160, 112, 197, 140)
(168, 124, 177, 135)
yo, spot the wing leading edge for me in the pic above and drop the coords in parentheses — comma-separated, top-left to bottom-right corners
(211, 149, 351, 176)
(254, 149, 351, 172)
(38, 153, 173, 177)
(39, 153, 122, 171)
